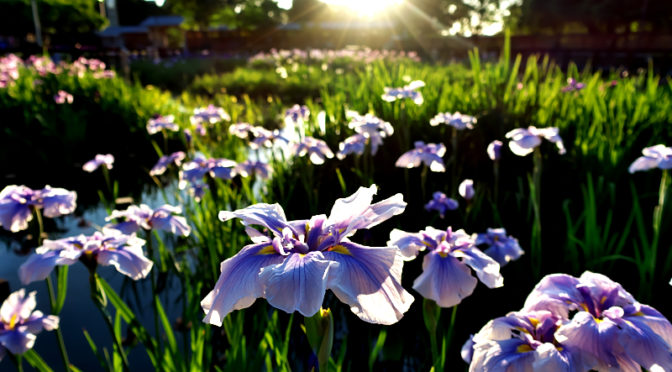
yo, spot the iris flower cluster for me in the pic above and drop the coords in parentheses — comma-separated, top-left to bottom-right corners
(0, 289, 59, 360)
(395, 141, 446, 172)
(19, 230, 153, 284)
(201, 185, 414, 326)
(337, 112, 394, 159)
(147, 115, 179, 135)
(105, 204, 191, 237)
(505, 126, 566, 156)
(429, 112, 477, 130)
(381, 80, 425, 105)
(0, 185, 76, 232)
(293, 136, 335, 165)
(229, 123, 287, 150)
(389, 227, 504, 308)
(463, 272, 672, 371)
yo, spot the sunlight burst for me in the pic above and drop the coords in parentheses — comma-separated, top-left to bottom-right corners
(320, 0, 404, 16)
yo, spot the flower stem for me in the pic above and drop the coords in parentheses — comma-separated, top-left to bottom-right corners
(422, 299, 441, 368)
(530, 148, 543, 278)
(89, 272, 130, 371)
(35, 208, 71, 371)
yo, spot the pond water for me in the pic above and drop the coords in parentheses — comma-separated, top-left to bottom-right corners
(0, 185, 186, 371)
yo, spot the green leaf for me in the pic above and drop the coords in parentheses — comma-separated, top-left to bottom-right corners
(23, 349, 53, 372)
(54, 266, 69, 314)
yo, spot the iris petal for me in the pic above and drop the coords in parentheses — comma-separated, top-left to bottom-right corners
(413, 251, 477, 308)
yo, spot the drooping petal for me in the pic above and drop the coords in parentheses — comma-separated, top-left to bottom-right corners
(611, 311, 672, 371)
(0, 201, 32, 233)
(323, 241, 413, 325)
(554, 311, 622, 368)
(413, 251, 477, 307)
(22, 312, 59, 334)
(0, 329, 36, 355)
(18, 249, 81, 285)
(628, 156, 660, 173)
(201, 243, 284, 326)
(388, 228, 426, 260)
(39, 186, 77, 218)
(469, 338, 536, 372)
(219, 203, 291, 239)
(453, 248, 504, 288)
(258, 251, 338, 317)
(95, 244, 153, 280)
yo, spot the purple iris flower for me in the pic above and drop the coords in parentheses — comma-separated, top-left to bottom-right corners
(106, 204, 191, 237)
(459, 179, 475, 201)
(429, 112, 477, 130)
(236, 160, 272, 179)
(285, 104, 310, 124)
(150, 151, 186, 176)
(53, 90, 73, 104)
(474, 228, 523, 266)
(505, 126, 566, 157)
(337, 134, 367, 160)
(0, 185, 76, 233)
(346, 112, 394, 155)
(83, 154, 114, 173)
(523, 271, 672, 371)
(191, 105, 230, 125)
(487, 140, 503, 161)
(147, 115, 179, 135)
(0, 289, 59, 359)
(229, 124, 285, 150)
(424, 192, 458, 218)
(388, 227, 503, 307)
(19, 230, 153, 284)
(561, 78, 585, 93)
(179, 154, 240, 189)
(293, 136, 334, 165)
(381, 80, 425, 105)
(201, 185, 413, 326)
(628, 144, 672, 173)
(229, 123, 256, 139)
(395, 141, 446, 172)
(464, 310, 583, 371)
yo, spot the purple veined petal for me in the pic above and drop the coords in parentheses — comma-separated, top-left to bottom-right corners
(522, 274, 583, 318)
(623, 304, 672, 347)
(461, 334, 475, 364)
(258, 251, 338, 317)
(388, 229, 426, 261)
(610, 310, 672, 371)
(453, 248, 503, 288)
(95, 243, 153, 280)
(0, 289, 36, 322)
(0, 199, 32, 233)
(0, 329, 36, 355)
(468, 337, 536, 372)
(340, 193, 407, 239)
(150, 206, 191, 237)
(413, 250, 477, 307)
(201, 243, 284, 326)
(218, 203, 292, 239)
(22, 311, 59, 334)
(628, 156, 660, 173)
(555, 311, 623, 368)
(326, 185, 377, 231)
(322, 241, 414, 325)
(18, 248, 82, 285)
(530, 343, 577, 371)
(39, 186, 77, 218)
(106, 221, 141, 235)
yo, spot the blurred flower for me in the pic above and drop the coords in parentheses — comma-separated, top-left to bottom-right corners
(147, 115, 178, 135)
(346, 112, 394, 155)
(179, 154, 240, 189)
(459, 179, 474, 200)
(293, 136, 334, 165)
(53, 90, 73, 104)
(464, 310, 582, 371)
(237, 160, 272, 179)
(425, 192, 458, 218)
(487, 140, 502, 161)
(106, 204, 191, 237)
(389, 226, 502, 307)
(561, 78, 585, 93)
(395, 141, 446, 172)
(202, 185, 412, 326)
(229, 123, 286, 150)
(474, 228, 523, 266)
(381, 80, 425, 105)
(429, 112, 477, 130)
(505, 126, 566, 156)
(337, 134, 367, 160)
(0, 185, 76, 233)
(523, 271, 672, 371)
(19, 230, 152, 284)
(191, 105, 230, 126)
(150, 151, 186, 176)
(83, 154, 114, 173)
(628, 144, 672, 173)
(285, 104, 310, 125)
(0, 289, 59, 359)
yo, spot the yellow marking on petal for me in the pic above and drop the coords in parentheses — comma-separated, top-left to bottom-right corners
(8, 314, 18, 329)
(556, 346, 563, 352)
(517, 344, 534, 353)
(327, 245, 352, 256)
(528, 317, 539, 328)
(257, 246, 276, 255)
(437, 251, 448, 258)
(633, 311, 644, 317)
(600, 296, 607, 305)
(580, 303, 590, 312)
(594, 317, 603, 323)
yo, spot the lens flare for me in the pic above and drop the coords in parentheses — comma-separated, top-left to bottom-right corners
(320, 0, 404, 16)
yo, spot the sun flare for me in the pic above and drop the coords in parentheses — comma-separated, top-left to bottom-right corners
(319, 0, 404, 16)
